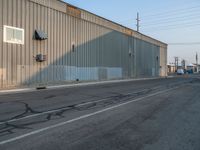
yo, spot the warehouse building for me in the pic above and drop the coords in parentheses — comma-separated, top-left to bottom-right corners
(0, 0, 167, 89)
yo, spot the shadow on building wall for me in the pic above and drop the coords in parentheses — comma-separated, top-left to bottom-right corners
(21, 31, 159, 87)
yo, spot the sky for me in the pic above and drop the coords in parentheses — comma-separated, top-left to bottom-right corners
(64, 0, 200, 64)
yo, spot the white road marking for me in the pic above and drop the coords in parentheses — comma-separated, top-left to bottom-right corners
(0, 87, 176, 145)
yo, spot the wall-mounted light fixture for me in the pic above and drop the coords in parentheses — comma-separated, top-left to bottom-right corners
(129, 49, 132, 56)
(156, 56, 159, 61)
(72, 42, 75, 52)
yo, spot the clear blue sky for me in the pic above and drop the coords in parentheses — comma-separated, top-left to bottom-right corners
(64, 0, 200, 64)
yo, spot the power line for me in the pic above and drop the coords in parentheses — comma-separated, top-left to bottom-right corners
(142, 12, 200, 24)
(142, 24, 200, 32)
(168, 42, 200, 45)
(121, 11, 200, 25)
(142, 15, 200, 26)
(140, 0, 200, 15)
(142, 22, 200, 32)
(142, 20, 200, 29)
(142, 5, 200, 18)
(125, 20, 200, 31)
(118, 5, 200, 24)
(143, 13, 200, 24)
(115, 2, 200, 33)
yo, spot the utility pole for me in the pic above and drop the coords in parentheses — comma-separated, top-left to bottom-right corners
(136, 12, 140, 32)
(196, 52, 198, 72)
(174, 57, 179, 71)
(181, 59, 186, 70)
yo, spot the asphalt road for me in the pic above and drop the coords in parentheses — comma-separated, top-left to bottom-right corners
(0, 76, 200, 150)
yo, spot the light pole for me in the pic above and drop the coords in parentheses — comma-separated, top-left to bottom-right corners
(196, 52, 199, 73)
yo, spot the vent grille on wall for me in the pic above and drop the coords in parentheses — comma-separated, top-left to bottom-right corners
(36, 54, 47, 62)
(35, 30, 48, 40)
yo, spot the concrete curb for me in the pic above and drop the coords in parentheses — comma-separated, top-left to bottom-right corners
(0, 77, 171, 95)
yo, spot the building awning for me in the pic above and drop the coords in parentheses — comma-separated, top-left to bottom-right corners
(35, 30, 48, 40)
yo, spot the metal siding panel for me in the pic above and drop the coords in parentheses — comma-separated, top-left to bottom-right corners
(97, 26, 101, 67)
(95, 24, 98, 68)
(86, 21, 89, 77)
(40, 3, 44, 83)
(66, 15, 70, 80)
(121, 34, 125, 78)
(2, 0, 8, 87)
(0, 0, 2, 88)
(44, 5, 48, 83)
(81, 20, 85, 79)
(88, 21, 91, 79)
(96, 25, 100, 68)
(56, 11, 59, 81)
(11, 0, 17, 86)
(92, 24, 95, 68)
(46, 7, 50, 82)
(136, 39, 140, 77)
(62, 13, 66, 81)
(72, 16, 76, 80)
(58, 12, 61, 81)
(104, 28, 108, 68)
(32, 3, 37, 84)
(29, 1, 34, 84)
(55, 11, 58, 81)
(79, 20, 83, 73)
(79, 19, 84, 78)
(63, 15, 66, 67)
(75, 17, 78, 80)
(49, 8, 53, 82)
(7, 0, 12, 86)
(99, 26, 102, 68)
(89, 21, 92, 78)
(15, 0, 20, 85)
(77, 19, 81, 68)
(91, 23, 95, 67)
(61, 13, 64, 81)
(85, 20, 89, 75)
(69, 16, 72, 68)
(25, 0, 30, 85)
(35, 3, 39, 84)
(53, 10, 56, 81)
(69, 16, 72, 80)
(83, 20, 86, 69)
(157, 45, 160, 76)
(101, 27, 105, 67)
(42, 5, 47, 84)
(21, 0, 26, 85)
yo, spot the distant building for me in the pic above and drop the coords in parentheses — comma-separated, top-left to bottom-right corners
(192, 64, 200, 73)
(167, 64, 176, 73)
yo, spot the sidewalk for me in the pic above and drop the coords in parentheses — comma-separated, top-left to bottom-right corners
(0, 77, 170, 95)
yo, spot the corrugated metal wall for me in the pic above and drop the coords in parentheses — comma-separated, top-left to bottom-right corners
(0, 0, 166, 89)
(160, 46, 168, 76)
